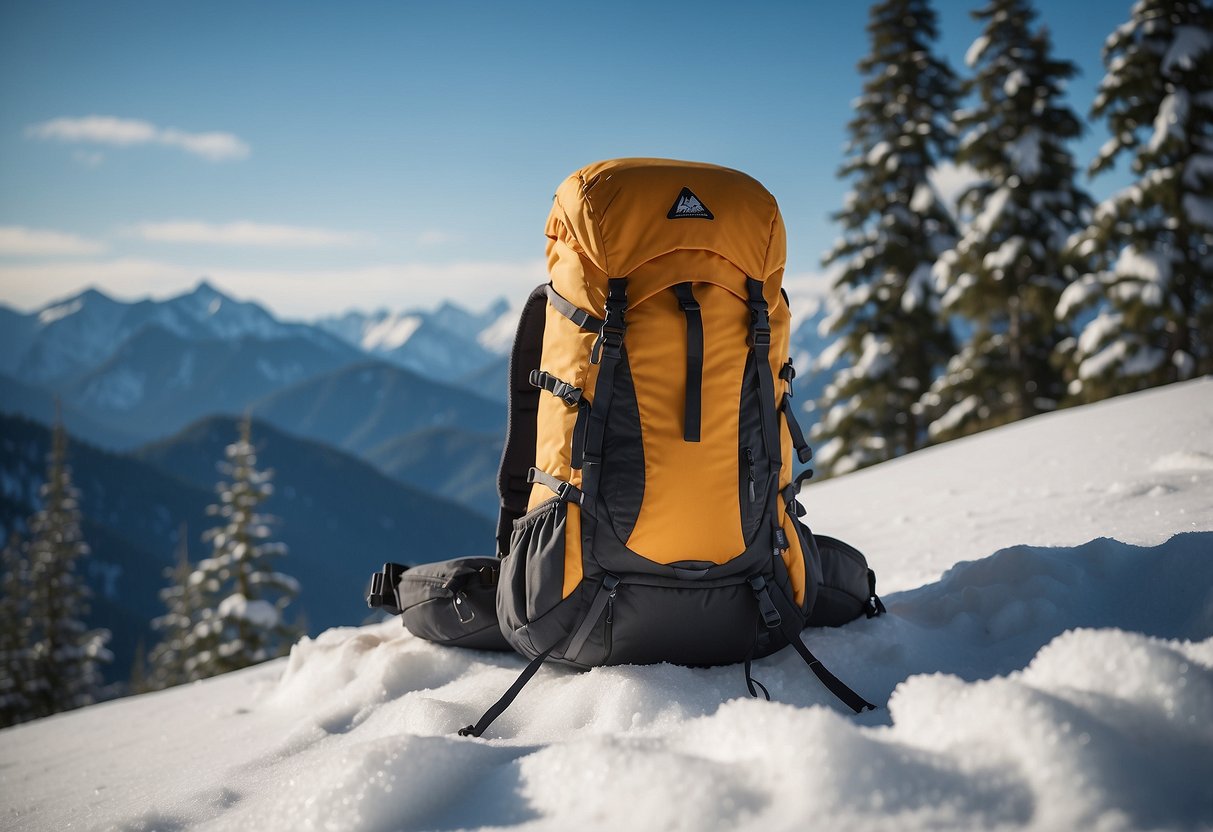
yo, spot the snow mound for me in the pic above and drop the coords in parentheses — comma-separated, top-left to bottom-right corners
(3, 380, 1213, 831)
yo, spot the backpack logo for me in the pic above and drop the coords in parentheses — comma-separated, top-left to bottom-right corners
(667, 187, 714, 220)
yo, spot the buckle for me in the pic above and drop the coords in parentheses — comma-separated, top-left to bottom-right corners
(748, 327, 771, 348)
(678, 298, 701, 313)
(554, 382, 582, 406)
(555, 481, 578, 503)
(590, 325, 625, 364)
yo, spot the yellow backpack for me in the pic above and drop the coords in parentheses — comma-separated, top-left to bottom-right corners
(455, 159, 876, 736)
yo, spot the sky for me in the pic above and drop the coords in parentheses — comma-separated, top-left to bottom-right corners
(0, 0, 1135, 320)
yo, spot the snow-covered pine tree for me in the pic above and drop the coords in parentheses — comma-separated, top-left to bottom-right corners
(923, 0, 1092, 441)
(813, 0, 960, 477)
(25, 420, 111, 716)
(146, 527, 202, 690)
(1060, 0, 1213, 400)
(0, 533, 37, 727)
(187, 416, 300, 679)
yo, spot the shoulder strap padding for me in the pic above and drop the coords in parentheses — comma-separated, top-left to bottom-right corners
(496, 283, 550, 558)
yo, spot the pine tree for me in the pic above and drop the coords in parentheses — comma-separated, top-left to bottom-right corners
(25, 420, 111, 716)
(813, 0, 960, 477)
(0, 533, 37, 727)
(923, 0, 1093, 441)
(186, 416, 300, 679)
(1060, 0, 1213, 400)
(147, 526, 204, 689)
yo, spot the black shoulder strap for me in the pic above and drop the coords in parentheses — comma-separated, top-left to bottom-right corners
(496, 283, 550, 558)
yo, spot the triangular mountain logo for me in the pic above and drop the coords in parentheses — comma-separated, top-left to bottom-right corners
(667, 187, 714, 220)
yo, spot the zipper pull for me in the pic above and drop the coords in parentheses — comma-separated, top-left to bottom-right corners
(606, 587, 617, 624)
(744, 447, 756, 503)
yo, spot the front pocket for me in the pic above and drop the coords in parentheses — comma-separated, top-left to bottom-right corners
(602, 579, 760, 667)
(507, 497, 569, 623)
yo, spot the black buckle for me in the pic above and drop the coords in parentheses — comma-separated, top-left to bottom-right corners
(678, 297, 701, 313)
(748, 326, 771, 348)
(590, 325, 625, 364)
(747, 575, 783, 629)
(780, 361, 796, 397)
(555, 481, 579, 503)
(367, 562, 408, 615)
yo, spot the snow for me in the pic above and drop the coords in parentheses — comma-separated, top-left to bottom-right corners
(477, 305, 521, 354)
(1162, 25, 1213, 75)
(1003, 68, 1029, 98)
(1148, 89, 1189, 153)
(3, 380, 1213, 830)
(36, 298, 82, 325)
(1114, 245, 1172, 295)
(964, 35, 990, 68)
(971, 186, 1011, 238)
(362, 313, 423, 351)
(217, 594, 281, 629)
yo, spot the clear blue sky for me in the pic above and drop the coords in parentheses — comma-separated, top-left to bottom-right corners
(0, 0, 1133, 318)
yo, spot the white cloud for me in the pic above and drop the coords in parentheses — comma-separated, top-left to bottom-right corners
(26, 115, 250, 162)
(0, 258, 548, 318)
(129, 221, 371, 248)
(0, 226, 107, 257)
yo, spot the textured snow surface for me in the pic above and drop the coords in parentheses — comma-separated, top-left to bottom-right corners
(2, 380, 1213, 831)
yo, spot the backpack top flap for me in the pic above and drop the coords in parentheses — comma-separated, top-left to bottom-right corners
(546, 158, 786, 289)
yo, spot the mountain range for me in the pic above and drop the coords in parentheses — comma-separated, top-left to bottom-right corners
(0, 280, 836, 515)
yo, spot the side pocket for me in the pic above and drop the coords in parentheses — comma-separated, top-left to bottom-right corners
(507, 496, 569, 623)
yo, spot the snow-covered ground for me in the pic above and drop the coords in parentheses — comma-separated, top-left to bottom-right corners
(2, 378, 1212, 832)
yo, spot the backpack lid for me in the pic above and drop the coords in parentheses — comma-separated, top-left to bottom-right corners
(546, 158, 786, 283)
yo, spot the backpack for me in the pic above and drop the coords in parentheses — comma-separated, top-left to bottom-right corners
(368, 159, 882, 737)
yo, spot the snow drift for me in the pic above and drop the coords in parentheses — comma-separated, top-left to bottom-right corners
(2, 378, 1211, 831)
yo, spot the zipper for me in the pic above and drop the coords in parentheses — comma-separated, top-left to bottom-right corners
(604, 585, 617, 661)
(744, 447, 757, 503)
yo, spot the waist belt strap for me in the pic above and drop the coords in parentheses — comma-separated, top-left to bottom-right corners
(673, 282, 703, 443)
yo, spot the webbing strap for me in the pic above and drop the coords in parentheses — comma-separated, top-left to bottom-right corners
(545, 285, 604, 332)
(496, 284, 549, 558)
(564, 573, 620, 659)
(458, 645, 555, 737)
(673, 283, 703, 443)
(581, 279, 628, 503)
(744, 658, 771, 701)
(530, 369, 582, 406)
(781, 394, 813, 464)
(784, 633, 877, 714)
(746, 278, 780, 469)
(527, 468, 584, 506)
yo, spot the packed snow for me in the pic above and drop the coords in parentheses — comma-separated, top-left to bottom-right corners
(2, 379, 1212, 831)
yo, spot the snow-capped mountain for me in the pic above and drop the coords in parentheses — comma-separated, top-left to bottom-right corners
(313, 297, 511, 381)
(7, 282, 334, 384)
(3, 378, 1210, 831)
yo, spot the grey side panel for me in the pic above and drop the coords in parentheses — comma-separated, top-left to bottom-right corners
(806, 534, 873, 628)
(599, 350, 644, 545)
(397, 557, 511, 651)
